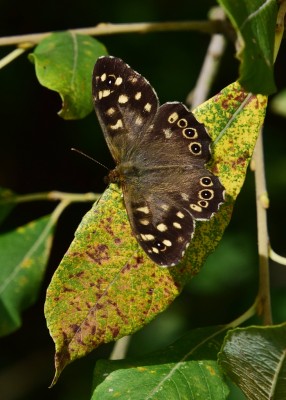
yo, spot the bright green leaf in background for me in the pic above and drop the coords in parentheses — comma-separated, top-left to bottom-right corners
(0, 215, 55, 336)
(218, 324, 286, 400)
(92, 326, 229, 399)
(218, 0, 278, 94)
(29, 32, 107, 119)
(45, 81, 267, 384)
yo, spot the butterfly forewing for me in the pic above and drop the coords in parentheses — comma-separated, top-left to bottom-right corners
(92, 56, 158, 163)
(92, 56, 225, 267)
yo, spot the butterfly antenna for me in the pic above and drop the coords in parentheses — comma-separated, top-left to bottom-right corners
(71, 148, 109, 171)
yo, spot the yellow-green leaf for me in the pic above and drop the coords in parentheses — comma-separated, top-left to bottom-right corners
(29, 32, 107, 119)
(45, 81, 267, 384)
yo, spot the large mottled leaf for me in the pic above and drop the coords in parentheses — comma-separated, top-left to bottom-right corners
(218, 324, 286, 400)
(92, 326, 229, 399)
(0, 215, 55, 336)
(45, 82, 267, 384)
(29, 32, 107, 119)
(218, 0, 278, 94)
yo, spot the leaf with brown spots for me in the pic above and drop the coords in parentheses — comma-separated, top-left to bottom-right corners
(45, 81, 267, 384)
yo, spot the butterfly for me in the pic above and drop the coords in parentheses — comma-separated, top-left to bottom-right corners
(92, 56, 225, 267)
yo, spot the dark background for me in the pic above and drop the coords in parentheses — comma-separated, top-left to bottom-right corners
(0, 1, 286, 399)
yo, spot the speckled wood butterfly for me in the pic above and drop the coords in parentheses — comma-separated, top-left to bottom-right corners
(92, 56, 225, 267)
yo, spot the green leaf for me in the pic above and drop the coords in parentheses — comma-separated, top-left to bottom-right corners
(0, 187, 15, 226)
(92, 326, 229, 399)
(0, 215, 55, 336)
(218, 0, 278, 94)
(29, 32, 107, 119)
(45, 81, 267, 383)
(218, 324, 286, 400)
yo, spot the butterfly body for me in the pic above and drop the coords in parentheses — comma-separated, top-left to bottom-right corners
(92, 56, 225, 267)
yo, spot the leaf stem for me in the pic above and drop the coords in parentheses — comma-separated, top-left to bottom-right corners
(109, 336, 131, 360)
(269, 247, 286, 266)
(0, 20, 226, 47)
(0, 190, 100, 205)
(225, 299, 258, 329)
(253, 131, 272, 325)
(187, 7, 227, 108)
(0, 47, 27, 69)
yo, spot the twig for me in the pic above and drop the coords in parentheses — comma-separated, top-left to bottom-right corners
(0, 47, 27, 69)
(269, 248, 286, 266)
(0, 190, 100, 204)
(253, 131, 272, 325)
(0, 20, 225, 47)
(109, 336, 131, 360)
(187, 7, 227, 108)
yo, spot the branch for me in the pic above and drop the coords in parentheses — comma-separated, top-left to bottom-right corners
(0, 20, 226, 47)
(253, 131, 272, 325)
(0, 190, 100, 205)
(187, 7, 227, 108)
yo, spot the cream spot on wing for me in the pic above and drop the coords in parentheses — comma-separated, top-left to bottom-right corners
(157, 223, 168, 232)
(102, 89, 112, 98)
(152, 247, 159, 254)
(190, 204, 202, 212)
(106, 107, 116, 116)
(160, 204, 170, 211)
(110, 119, 123, 130)
(118, 94, 129, 104)
(176, 211, 185, 219)
(115, 77, 123, 86)
(144, 103, 152, 112)
(135, 92, 142, 100)
(173, 222, 182, 229)
(162, 239, 172, 247)
(98, 91, 103, 99)
(141, 234, 155, 241)
(163, 128, 172, 139)
(168, 112, 179, 123)
(136, 206, 150, 214)
(128, 76, 138, 83)
(181, 193, 189, 201)
(139, 219, 150, 225)
(178, 236, 184, 243)
(135, 116, 143, 125)
(100, 73, 107, 81)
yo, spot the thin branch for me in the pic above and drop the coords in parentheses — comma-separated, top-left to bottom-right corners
(225, 298, 258, 329)
(253, 131, 272, 325)
(269, 247, 286, 266)
(0, 20, 225, 47)
(0, 190, 100, 205)
(109, 336, 131, 360)
(0, 47, 28, 69)
(187, 7, 227, 108)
